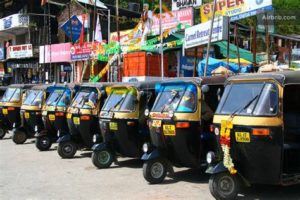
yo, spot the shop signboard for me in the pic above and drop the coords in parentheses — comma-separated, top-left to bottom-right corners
(0, 48, 5, 60)
(70, 42, 98, 61)
(172, 0, 202, 11)
(152, 7, 193, 35)
(185, 16, 228, 49)
(200, 0, 273, 22)
(39, 43, 72, 63)
(0, 13, 29, 31)
(7, 44, 33, 59)
(180, 54, 195, 77)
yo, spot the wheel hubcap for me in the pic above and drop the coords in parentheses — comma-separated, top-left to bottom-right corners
(41, 138, 49, 146)
(98, 151, 110, 164)
(219, 176, 235, 195)
(150, 162, 164, 179)
(63, 144, 73, 154)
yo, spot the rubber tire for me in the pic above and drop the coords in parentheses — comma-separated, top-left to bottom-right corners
(0, 128, 6, 139)
(143, 158, 167, 184)
(12, 130, 27, 144)
(91, 149, 114, 169)
(57, 141, 77, 159)
(35, 136, 52, 151)
(209, 172, 241, 200)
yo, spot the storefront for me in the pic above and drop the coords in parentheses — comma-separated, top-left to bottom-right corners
(6, 44, 40, 84)
(39, 43, 72, 83)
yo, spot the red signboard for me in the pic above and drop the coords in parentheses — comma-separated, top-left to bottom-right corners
(70, 42, 98, 61)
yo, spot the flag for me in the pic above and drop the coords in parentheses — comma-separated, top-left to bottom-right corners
(79, 14, 86, 46)
(94, 14, 102, 43)
(41, 0, 47, 6)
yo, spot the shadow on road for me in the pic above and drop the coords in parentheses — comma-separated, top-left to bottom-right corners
(108, 158, 143, 169)
(237, 184, 300, 200)
(164, 168, 210, 184)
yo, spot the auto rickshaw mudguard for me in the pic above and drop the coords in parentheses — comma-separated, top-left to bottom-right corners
(57, 134, 71, 143)
(206, 162, 227, 174)
(92, 143, 109, 151)
(141, 148, 160, 161)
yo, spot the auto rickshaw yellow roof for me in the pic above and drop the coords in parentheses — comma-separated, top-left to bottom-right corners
(227, 71, 300, 86)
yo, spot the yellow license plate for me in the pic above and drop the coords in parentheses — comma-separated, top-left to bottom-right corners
(152, 120, 162, 128)
(109, 122, 118, 131)
(235, 132, 250, 143)
(67, 113, 72, 119)
(2, 109, 8, 115)
(163, 125, 176, 136)
(73, 117, 80, 125)
(49, 114, 55, 121)
(24, 112, 30, 119)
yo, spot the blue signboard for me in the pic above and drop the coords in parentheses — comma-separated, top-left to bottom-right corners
(180, 54, 195, 77)
(61, 15, 83, 43)
(0, 48, 5, 60)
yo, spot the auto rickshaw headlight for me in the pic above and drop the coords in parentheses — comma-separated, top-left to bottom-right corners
(34, 125, 38, 132)
(57, 130, 60, 138)
(206, 151, 215, 164)
(93, 134, 98, 143)
(13, 123, 16, 128)
(144, 109, 149, 117)
(168, 110, 174, 118)
(143, 143, 150, 153)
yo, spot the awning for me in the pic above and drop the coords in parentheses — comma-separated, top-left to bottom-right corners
(214, 41, 266, 63)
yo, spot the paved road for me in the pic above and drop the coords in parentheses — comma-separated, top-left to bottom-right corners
(1, 133, 300, 200)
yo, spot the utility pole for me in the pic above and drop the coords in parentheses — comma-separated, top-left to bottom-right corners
(116, 0, 120, 82)
(204, 0, 217, 77)
(159, 0, 164, 80)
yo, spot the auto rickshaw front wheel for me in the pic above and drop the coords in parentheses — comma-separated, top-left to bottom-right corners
(57, 141, 77, 159)
(91, 149, 114, 169)
(35, 136, 52, 151)
(209, 172, 241, 200)
(0, 128, 6, 139)
(143, 158, 167, 184)
(12, 130, 27, 144)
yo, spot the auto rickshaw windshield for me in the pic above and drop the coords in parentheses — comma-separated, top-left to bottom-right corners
(216, 82, 278, 116)
(23, 90, 44, 106)
(152, 84, 196, 113)
(1, 88, 21, 102)
(71, 89, 97, 109)
(102, 88, 137, 112)
(46, 89, 71, 107)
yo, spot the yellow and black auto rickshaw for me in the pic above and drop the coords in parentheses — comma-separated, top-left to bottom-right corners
(57, 83, 109, 158)
(0, 84, 34, 139)
(141, 77, 226, 184)
(91, 81, 158, 168)
(207, 71, 300, 200)
(35, 84, 78, 151)
(12, 84, 53, 144)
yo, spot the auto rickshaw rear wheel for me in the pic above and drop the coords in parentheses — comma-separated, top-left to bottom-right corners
(35, 136, 52, 151)
(91, 149, 114, 169)
(58, 141, 77, 159)
(209, 172, 240, 200)
(0, 128, 6, 139)
(143, 158, 167, 184)
(12, 130, 27, 144)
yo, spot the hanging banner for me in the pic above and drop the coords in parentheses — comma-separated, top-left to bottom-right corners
(60, 15, 83, 42)
(110, 29, 135, 43)
(200, 0, 273, 22)
(39, 43, 71, 63)
(185, 16, 229, 49)
(172, 0, 202, 11)
(7, 44, 33, 59)
(70, 42, 98, 61)
(152, 7, 193, 35)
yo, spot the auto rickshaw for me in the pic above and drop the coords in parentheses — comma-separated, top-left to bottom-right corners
(0, 84, 34, 139)
(57, 83, 110, 159)
(12, 84, 54, 144)
(35, 83, 78, 151)
(91, 81, 159, 168)
(207, 71, 300, 200)
(141, 76, 226, 184)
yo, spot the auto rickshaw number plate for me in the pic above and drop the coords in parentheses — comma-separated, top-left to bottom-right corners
(73, 117, 80, 125)
(24, 112, 30, 119)
(48, 114, 55, 121)
(109, 122, 118, 131)
(67, 113, 72, 119)
(163, 125, 176, 136)
(152, 120, 162, 128)
(235, 132, 250, 143)
(2, 109, 8, 115)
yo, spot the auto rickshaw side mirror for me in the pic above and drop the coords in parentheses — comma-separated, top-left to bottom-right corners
(201, 85, 210, 93)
